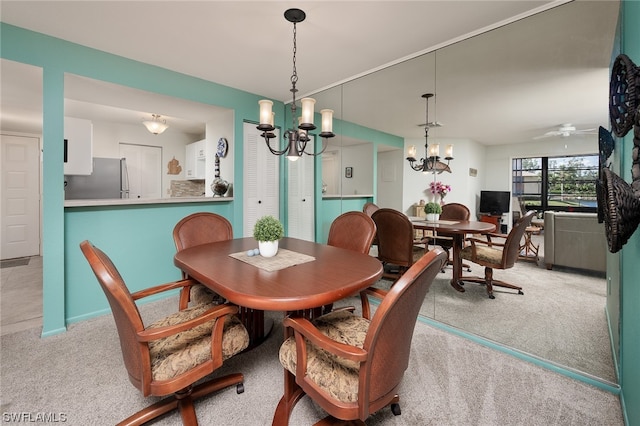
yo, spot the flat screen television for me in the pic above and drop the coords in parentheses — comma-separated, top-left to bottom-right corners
(479, 190, 511, 215)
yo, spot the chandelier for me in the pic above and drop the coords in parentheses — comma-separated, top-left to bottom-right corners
(257, 8, 335, 162)
(406, 93, 453, 174)
(142, 114, 168, 135)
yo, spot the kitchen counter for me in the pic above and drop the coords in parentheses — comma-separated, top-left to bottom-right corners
(64, 196, 233, 208)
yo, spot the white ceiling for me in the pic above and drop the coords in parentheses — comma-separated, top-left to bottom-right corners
(0, 0, 620, 146)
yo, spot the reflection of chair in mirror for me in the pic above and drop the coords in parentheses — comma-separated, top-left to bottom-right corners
(371, 208, 416, 281)
(430, 203, 471, 273)
(173, 212, 233, 310)
(459, 210, 536, 299)
(275, 248, 447, 425)
(80, 240, 249, 426)
(362, 202, 380, 247)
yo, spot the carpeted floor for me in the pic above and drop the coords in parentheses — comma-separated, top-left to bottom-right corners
(0, 296, 623, 425)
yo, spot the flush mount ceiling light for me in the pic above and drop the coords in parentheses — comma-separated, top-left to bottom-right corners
(256, 8, 335, 162)
(406, 93, 453, 174)
(143, 114, 168, 135)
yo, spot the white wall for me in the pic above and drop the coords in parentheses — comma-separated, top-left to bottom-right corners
(376, 148, 403, 209)
(402, 137, 485, 218)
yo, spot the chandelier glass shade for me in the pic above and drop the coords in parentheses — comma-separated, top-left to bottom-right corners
(257, 8, 335, 162)
(142, 114, 168, 135)
(406, 93, 453, 174)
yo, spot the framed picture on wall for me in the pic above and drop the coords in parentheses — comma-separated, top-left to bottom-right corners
(345, 167, 353, 178)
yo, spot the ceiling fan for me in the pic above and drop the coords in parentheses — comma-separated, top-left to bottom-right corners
(533, 123, 597, 139)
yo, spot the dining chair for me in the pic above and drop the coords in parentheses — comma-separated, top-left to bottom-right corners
(371, 208, 416, 281)
(430, 203, 472, 272)
(320, 211, 377, 315)
(362, 202, 380, 247)
(275, 248, 448, 425)
(327, 211, 376, 255)
(173, 212, 233, 310)
(80, 240, 249, 426)
(459, 210, 536, 298)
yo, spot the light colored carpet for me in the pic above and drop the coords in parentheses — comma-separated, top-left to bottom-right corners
(0, 296, 623, 425)
(390, 234, 616, 383)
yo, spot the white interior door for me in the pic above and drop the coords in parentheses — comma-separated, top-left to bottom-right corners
(1, 134, 41, 260)
(120, 143, 162, 199)
(243, 122, 279, 237)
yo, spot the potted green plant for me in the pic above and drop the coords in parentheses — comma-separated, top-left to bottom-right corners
(424, 202, 442, 222)
(253, 215, 285, 257)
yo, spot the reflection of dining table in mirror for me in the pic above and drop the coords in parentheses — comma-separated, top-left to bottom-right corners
(411, 218, 496, 291)
(173, 237, 384, 345)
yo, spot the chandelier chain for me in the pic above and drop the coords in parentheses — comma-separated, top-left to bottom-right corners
(291, 22, 298, 89)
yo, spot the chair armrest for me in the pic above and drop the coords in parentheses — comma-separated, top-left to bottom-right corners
(136, 303, 239, 342)
(359, 287, 388, 319)
(131, 278, 198, 301)
(466, 235, 506, 248)
(283, 316, 368, 362)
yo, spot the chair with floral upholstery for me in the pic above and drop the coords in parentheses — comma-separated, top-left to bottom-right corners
(274, 248, 447, 425)
(320, 211, 377, 315)
(459, 210, 536, 299)
(173, 212, 233, 309)
(80, 240, 249, 426)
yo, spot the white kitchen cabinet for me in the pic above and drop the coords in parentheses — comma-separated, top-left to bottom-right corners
(243, 122, 279, 237)
(64, 117, 93, 175)
(185, 139, 206, 180)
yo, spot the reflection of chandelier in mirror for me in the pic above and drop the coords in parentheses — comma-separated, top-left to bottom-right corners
(406, 93, 453, 174)
(257, 8, 335, 162)
(143, 114, 168, 135)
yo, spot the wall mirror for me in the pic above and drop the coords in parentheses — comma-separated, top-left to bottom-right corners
(310, 1, 619, 384)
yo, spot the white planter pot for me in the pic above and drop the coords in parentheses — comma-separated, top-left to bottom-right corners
(426, 213, 440, 222)
(258, 240, 279, 258)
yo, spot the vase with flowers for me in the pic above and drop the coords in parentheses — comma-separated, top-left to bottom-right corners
(429, 181, 452, 205)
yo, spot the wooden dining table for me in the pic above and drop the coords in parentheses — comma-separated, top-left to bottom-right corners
(174, 236, 383, 425)
(173, 236, 384, 342)
(411, 218, 496, 292)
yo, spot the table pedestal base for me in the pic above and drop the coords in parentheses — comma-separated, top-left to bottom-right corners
(238, 307, 273, 349)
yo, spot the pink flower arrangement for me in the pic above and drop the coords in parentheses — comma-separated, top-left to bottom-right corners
(429, 181, 451, 200)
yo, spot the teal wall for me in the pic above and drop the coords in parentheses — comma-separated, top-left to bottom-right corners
(619, 2, 640, 424)
(0, 23, 402, 335)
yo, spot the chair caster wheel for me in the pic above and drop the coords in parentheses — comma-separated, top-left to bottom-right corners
(391, 403, 401, 416)
(466, 268, 472, 272)
(488, 294, 495, 299)
(518, 290, 524, 295)
(236, 383, 244, 394)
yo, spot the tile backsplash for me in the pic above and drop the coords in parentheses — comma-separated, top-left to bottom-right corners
(170, 180, 205, 197)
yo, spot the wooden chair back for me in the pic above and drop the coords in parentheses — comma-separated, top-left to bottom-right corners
(371, 208, 414, 268)
(362, 202, 380, 218)
(173, 212, 233, 250)
(79, 240, 150, 393)
(359, 248, 447, 418)
(501, 210, 536, 268)
(327, 211, 376, 254)
(440, 203, 470, 221)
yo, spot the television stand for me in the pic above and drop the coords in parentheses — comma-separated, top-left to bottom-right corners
(479, 214, 503, 232)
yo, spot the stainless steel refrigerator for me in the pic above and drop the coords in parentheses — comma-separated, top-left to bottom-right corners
(65, 157, 130, 199)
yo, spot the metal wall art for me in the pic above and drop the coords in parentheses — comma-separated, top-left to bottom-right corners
(603, 54, 640, 253)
